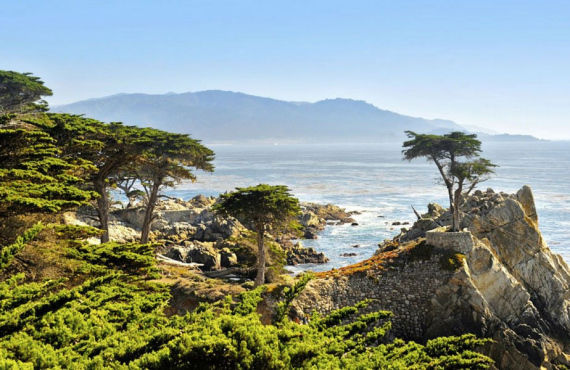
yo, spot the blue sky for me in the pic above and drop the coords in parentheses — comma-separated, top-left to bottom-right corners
(1, 0, 569, 139)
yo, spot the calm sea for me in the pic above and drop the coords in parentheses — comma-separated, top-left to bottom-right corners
(168, 141, 570, 272)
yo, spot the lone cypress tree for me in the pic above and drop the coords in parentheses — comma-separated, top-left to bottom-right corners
(402, 131, 496, 231)
(214, 184, 300, 286)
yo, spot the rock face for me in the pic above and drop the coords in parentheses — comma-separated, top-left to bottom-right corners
(286, 242, 329, 265)
(165, 242, 225, 271)
(293, 186, 570, 369)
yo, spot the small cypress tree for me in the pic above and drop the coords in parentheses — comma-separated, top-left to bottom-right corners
(214, 184, 300, 286)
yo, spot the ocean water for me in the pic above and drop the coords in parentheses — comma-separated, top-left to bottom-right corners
(167, 141, 570, 272)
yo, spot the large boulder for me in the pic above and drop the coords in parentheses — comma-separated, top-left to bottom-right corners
(286, 241, 329, 265)
(185, 242, 221, 271)
(299, 212, 322, 228)
(165, 245, 190, 261)
(300, 203, 357, 226)
(461, 187, 570, 338)
(165, 242, 221, 271)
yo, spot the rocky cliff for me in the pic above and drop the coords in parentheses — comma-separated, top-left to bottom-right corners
(292, 186, 570, 369)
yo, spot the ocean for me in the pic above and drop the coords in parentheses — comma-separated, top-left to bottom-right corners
(167, 141, 570, 272)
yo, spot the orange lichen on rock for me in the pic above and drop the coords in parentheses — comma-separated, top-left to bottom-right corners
(316, 238, 429, 278)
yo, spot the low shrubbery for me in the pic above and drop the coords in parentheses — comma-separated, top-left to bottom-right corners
(0, 226, 494, 369)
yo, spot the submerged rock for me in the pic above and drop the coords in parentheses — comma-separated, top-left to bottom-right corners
(341, 252, 357, 257)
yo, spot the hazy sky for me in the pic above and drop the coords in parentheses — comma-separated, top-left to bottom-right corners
(2, 1, 569, 139)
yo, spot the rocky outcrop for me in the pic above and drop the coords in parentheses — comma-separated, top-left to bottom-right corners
(165, 241, 226, 271)
(67, 195, 351, 272)
(293, 186, 570, 369)
(298, 203, 358, 239)
(285, 241, 329, 265)
(112, 196, 243, 242)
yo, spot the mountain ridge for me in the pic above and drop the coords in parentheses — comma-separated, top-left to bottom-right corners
(53, 90, 540, 143)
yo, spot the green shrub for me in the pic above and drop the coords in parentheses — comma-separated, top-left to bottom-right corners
(0, 223, 44, 270)
(440, 252, 466, 271)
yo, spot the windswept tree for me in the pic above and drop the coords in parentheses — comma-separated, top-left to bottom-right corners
(134, 130, 214, 243)
(402, 131, 496, 231)
(214, 184, 300, 286)
(33, 114, 152, 243)
(0, 71, 52, 114)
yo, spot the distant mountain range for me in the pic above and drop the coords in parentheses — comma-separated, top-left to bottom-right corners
(53, 91, 540, 143)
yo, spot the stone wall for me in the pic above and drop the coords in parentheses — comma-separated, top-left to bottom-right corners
(425, 227, 475, 254)
(292, 254, 455, 341)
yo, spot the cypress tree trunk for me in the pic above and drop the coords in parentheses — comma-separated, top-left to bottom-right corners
(452, 184, 464, 232)
(94, 177, 110, 243)
(141, 182, 159, 244)
(446, 185, 457, 232)
(255, 226, 266, 286)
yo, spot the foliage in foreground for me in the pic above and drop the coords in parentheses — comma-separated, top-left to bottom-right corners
(0, 227, 493, 369)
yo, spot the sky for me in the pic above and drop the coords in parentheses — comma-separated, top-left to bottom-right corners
(1, 0, 569, 139)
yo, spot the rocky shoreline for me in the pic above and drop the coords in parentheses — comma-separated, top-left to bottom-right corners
(65, 195, 357, 274)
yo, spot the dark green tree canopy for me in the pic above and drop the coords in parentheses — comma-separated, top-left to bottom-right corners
(132, 129, 215, 243)
(214, 184, 300, 231)
(33, 113, 145, 175)
(29, 113, 215, 243)
(402, 131, 482, 178)
(451, 158, 497, 194)
(0, 123, 94, 218)
(214, 184, 300, 286)
(135, 128, 215, 182)
(402, 131, 496, 231)
(0, 71, 52, 114)
(28, 113, 163, 242)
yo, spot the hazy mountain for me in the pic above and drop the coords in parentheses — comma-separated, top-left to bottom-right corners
(53, 91, 465, 143)
(53, 90, 539, 143)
